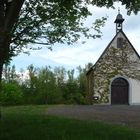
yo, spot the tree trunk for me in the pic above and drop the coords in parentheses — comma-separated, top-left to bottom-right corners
(0, 0, 25, 119)
(0, 61, 4, 119)
(0, 61, 3, 86)
(0, 39, 9, 120)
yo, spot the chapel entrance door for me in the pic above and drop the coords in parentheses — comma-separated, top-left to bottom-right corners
(111, 78, 129, 105)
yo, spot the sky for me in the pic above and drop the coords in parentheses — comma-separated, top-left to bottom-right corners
(11, 2, 140, 71)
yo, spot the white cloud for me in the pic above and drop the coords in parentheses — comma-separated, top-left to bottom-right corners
(36, 40, 103, 67)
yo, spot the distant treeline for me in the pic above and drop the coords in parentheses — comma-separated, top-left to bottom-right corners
(0, 63, 92, 105)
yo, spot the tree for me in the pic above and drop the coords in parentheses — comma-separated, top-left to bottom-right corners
(77, 66, 86, 94)
(27, 64, 38, 90)
(2, 64, 18, 83)
(54, 67, 66, 86)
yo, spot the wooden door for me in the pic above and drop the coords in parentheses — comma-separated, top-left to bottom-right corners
(111, 78, 129, 105)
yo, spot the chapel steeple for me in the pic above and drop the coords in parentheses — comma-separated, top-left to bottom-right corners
(114, 9, 124, 33)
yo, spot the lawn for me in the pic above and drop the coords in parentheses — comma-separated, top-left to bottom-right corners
(0, 105, 140, 140)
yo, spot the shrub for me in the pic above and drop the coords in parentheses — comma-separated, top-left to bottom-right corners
(0, 83, 23, 105)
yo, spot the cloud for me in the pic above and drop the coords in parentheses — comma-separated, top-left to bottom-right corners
(36, 40, 104, 68)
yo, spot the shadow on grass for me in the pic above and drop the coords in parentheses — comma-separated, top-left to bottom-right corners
(0, 105, 140, 140)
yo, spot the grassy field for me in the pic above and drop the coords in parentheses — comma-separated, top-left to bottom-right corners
(0, 105, 140, 140)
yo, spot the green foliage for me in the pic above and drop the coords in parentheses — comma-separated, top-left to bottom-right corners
(3, 64, 19, 83)
(11, 0, 107, 56)
(0, 83, 23, 105)
(90, 0, 140, 14)
(1, 63, 89, 105)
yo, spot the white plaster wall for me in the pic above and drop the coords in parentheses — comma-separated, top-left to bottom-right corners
(129, 78, 140, 105)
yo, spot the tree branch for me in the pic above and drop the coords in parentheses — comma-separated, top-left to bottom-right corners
(31, 41, 51, 45)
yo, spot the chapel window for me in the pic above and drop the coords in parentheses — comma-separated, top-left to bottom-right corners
(117, 37, 123, 48)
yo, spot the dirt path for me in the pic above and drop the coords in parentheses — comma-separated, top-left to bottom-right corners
(47, 105, 140, 129)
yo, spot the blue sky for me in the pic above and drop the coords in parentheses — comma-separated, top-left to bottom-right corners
(11, 2, 140, 71)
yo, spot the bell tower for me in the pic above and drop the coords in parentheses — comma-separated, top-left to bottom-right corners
(114, 9, 124, 33)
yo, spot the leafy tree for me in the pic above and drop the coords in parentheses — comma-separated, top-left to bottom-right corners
(21, 65, 88, 104)
(27, 64, 38, 90)
(21, 66, 64, 104)
(54, 67, 66, 85)
(0, 82, 23, 105)
(61, 69, 77, 103)
(21, 64, 38, 104)
(77, 66, 86, 94)
(2, 64, 18, 83)
(37, 66, 58, 104)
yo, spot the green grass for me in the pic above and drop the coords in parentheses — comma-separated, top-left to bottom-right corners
(0, 105, 140, 140)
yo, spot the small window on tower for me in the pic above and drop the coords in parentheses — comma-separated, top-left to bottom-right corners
(117, 37, 123, 48)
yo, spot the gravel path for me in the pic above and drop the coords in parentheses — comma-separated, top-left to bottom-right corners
(47, 105, 140, 129)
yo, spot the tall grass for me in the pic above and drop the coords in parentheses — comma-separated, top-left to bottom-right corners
(0, 105, 140, 140)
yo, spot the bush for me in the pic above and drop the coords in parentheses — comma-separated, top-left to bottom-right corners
(0, 83, 23, 105)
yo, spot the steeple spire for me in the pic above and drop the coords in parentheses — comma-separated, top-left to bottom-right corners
(114, 9, 124, 33)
